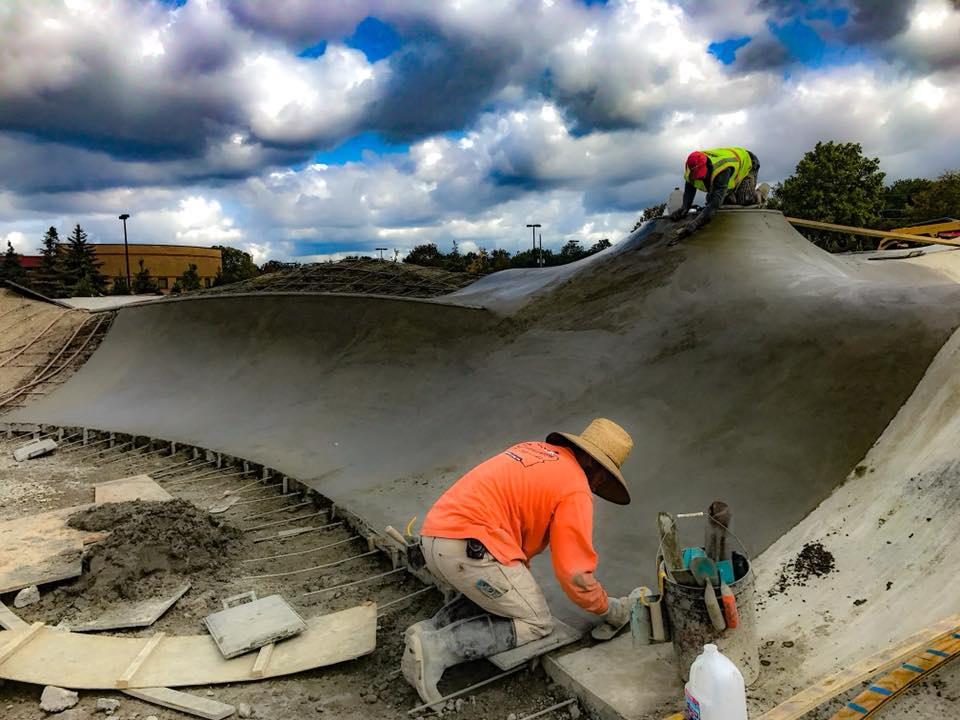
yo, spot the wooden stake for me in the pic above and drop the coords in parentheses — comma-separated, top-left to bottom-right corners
(117, 632, 165, 688)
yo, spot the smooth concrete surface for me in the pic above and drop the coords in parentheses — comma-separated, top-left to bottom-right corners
(61, 295, 159, 311)
(10, 211, 960, 632)
(544, 639, 683, 720)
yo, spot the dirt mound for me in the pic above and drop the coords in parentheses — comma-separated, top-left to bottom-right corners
(768, 541, 836, 597)
(67, 499, 246, 602)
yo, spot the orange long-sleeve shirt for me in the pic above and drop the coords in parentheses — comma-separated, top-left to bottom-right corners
(421, 442, 609, 614)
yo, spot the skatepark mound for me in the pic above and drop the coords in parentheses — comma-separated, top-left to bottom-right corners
(7, 209, 960, 623)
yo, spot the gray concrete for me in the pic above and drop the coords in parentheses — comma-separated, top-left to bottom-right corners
(9, 211, 960, 631)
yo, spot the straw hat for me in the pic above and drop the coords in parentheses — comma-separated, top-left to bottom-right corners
(546, 418, 633, 505)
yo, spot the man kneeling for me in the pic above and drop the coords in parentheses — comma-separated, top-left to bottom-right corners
(401, 418, 634, 706)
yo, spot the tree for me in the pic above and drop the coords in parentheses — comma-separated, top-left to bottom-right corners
(132, 258, 157, 294)
(772, 141, 886, 252)
(489, 248, 511, 271)
(109, 277, 129, 295)
(212, 245, 259, 286)
(908, 170, 960, 221)
(403, 243, 445, 267)
(588, 238, 612, 254)
(444, 240, 465, 272)
(884, 178, 933, 218)
(62, 224, 107, 296)
(560, 239, 585, 261)
(1, 241, 25, 285)
(33, 226, 66, 298)
(466, 248, 490, 275)
(178, 263, 201, 291)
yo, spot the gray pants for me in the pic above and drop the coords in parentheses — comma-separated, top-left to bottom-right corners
(726, 151, 760, 206)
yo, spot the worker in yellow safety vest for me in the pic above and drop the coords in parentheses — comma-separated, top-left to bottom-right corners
(669, 147, 760, 240)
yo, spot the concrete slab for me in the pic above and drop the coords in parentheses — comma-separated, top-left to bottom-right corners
(203, 595, 306, 659)
(13, 438, 57, 461)
(69, 582, 191, 632)
(545, 638, 683, 720)
(9, 210, 960, 634)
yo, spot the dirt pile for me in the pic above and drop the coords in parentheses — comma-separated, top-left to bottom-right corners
(67, 499, 246, 602)
(768, 541, 836, 597)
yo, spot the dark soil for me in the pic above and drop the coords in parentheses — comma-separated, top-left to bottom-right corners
(65, 499, 247, 602)
(768, 541, 836, 597)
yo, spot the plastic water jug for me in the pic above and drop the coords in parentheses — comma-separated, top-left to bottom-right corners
(666, 187, 684, 215)
(683, 644, 748, 720)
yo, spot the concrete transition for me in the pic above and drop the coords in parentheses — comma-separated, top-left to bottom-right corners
(9, 210, 960, 713)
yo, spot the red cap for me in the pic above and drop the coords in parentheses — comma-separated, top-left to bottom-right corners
(686, 151, 708, 180)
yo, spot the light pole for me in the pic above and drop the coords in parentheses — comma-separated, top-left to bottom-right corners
(118, 214, 131, 293)
(526, 223, 541, 268)
(375, 247, 388, 261)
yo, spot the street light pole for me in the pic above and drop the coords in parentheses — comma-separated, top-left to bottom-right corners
(118, 214, 131, 294)
(375, 247, 388, 261)
(526, 223, 541, 267)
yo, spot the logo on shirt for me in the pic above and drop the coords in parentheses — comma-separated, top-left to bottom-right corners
(503, 443, 560, 468)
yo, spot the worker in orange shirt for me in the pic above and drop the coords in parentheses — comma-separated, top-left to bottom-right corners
(401, 418, 634, 707)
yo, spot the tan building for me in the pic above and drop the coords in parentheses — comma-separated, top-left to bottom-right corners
(94, 244, 222, 294)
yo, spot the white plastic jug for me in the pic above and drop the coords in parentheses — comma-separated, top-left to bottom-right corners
(666, 187, 684, 215)
(683, 644, 748, 720)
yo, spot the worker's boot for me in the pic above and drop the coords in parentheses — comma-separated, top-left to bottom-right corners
(405, 593, 485, 639)
(402, 613, 518, 708)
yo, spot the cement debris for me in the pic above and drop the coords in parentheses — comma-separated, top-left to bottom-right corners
(39, 686, 78, 713)
(768, 542, 836, 597)
(13, 585, 40, 608)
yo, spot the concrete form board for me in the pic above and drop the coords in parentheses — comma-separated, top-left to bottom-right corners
(9, 211, 960, 631)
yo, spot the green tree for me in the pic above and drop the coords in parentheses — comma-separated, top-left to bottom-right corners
(403, 243, 445, 267)
(212, 245, 259, 286)
(587, 238, 611, 254)
(62, 224, 107, 296)
(465, 248, 490, 275)
(109, 277, 129, 295)
(884, 178, 933, 218)
(1, 241, 25, 284)
(908, 170, 960, 220)
(132, 258, 157, 294)
(444, 240, 465, 272)
(33, 226, 66, 298)
(772, 141, 886, 252)
(178, 263, 201, 291)
(489, 248, 512, 271)
(559, 239, 585, 261)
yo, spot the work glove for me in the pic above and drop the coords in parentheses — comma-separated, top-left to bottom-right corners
(669, 208, 687, 221)
(602, 596, 630, 628)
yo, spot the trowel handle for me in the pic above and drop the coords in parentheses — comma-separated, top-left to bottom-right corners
(384, 526, 408, 546)
(704, 584, 726, 632)
(719, 582, 739, 629)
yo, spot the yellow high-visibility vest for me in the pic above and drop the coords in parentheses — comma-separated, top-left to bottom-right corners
(685, 147, 753, 192)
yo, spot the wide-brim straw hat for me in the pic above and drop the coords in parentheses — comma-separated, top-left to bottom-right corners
(546, 418, 633, 505)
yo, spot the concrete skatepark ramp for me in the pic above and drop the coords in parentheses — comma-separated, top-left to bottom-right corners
(8, 210, 960, 634)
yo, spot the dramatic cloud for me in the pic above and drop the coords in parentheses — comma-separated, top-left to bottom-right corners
(0, 0, 958, 264)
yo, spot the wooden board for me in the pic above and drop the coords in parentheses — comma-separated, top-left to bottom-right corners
(0, 506, 93, 593)
(124, 687, 235, 720)
(490, 620, 581, 670)
(785, 217, 960, 248)
(756, 614, 960, 720)
(0, 602, 27, 631)
(69, 583, 191, 632)
(203, 595, 306, 659)
(0, 602, 377, 689)
(95, 475, 172, 504)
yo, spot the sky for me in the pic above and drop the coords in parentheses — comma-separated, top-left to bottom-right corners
(1, 0, 958, 264)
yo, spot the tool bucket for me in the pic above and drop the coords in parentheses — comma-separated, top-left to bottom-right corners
(662, 560, 760, 686)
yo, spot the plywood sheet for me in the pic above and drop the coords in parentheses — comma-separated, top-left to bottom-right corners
(69, 582, 191, 632)
(490, 620, 581, 670)
(0, 602, 377, 689)
(95, 475, 172, 504)
(0, 506, 92, 594)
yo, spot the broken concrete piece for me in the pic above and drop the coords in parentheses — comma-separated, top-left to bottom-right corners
(69, 582, 191, 633)
(203, 595, 307, 659)
(96, 697, 121, 713)
(94, 475, 171, 504)
(14, 585, 39, 608)
(40, 685, 79, 712)
(13, 438, 58, 462)
(238, 702, 252, 718)
(208, 496, 239, 514)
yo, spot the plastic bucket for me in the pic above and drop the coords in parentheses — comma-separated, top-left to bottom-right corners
(662, 562, 760, 686)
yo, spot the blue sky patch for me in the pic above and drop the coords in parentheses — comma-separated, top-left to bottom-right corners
(708, 36, 751, 65)
(298, 40, 327, 59)
(770, 17, 865, 69)
(311, 132, 410, 165)
(346, 17, 402, 63)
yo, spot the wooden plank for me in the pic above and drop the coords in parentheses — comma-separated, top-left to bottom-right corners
(70, 583, 191, 633)
(756, 615, 960, 720)
(117, 632, 166, 688)
(0, 506, 92, 593)
(124, 687, 235, 720)
(785, 217, 960, 248)
(490, 620, 581, 670)
(0, 602, 377, 689)
(95, 475, 172, 504)
(0, 622, 44, 664)
(251, 643, 274, 678)
(0, 601, 27, 631)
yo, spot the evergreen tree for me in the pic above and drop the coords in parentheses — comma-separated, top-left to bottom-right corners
(34, 226, 66, 298)
(179, 263, 201, 291)
(62, 224, 107, 296)
(1, 241, 25, 284)
(132, 258, 157, 294)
